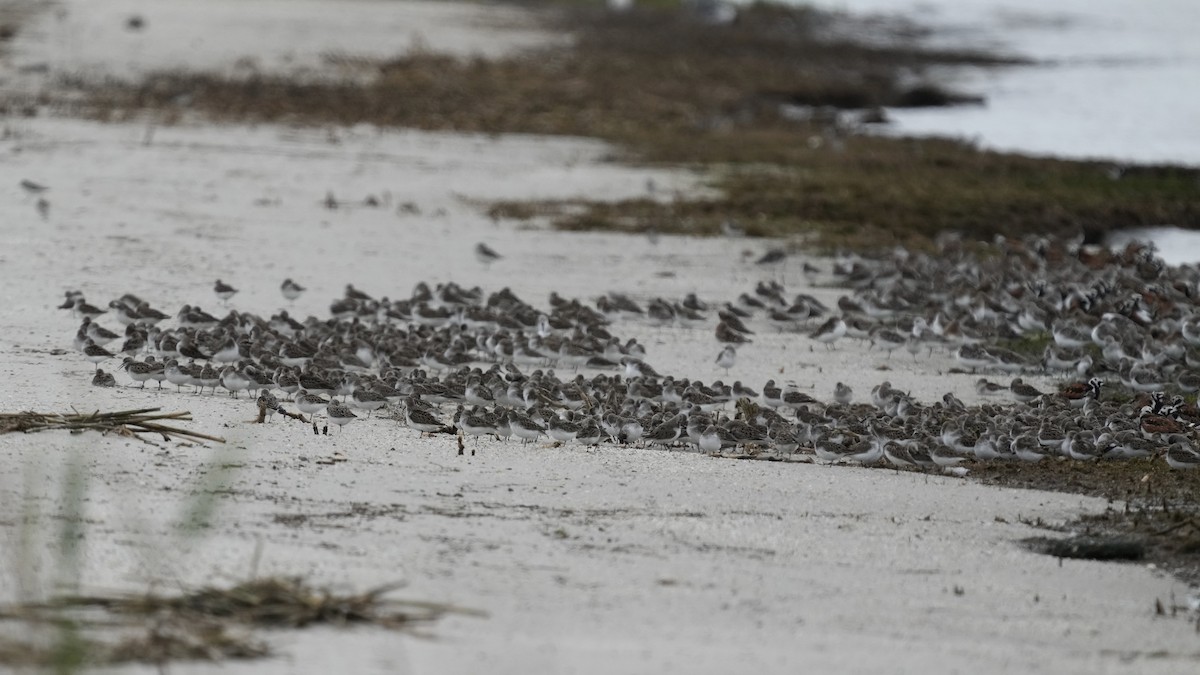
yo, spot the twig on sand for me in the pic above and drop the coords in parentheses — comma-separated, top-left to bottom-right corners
(253, 403, 307, 424)
(0, 408, 225, 444)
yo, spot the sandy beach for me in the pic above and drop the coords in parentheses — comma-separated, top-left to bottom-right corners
(1, 1, 1198, 673)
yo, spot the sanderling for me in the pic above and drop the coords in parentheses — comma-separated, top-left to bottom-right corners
(82, 339, 115, 370)
(20, 179, 47, 196)
(546, 413, 580, 443)
(57, 290, 83, 310)
(120, 357, 157, 388)
(350, 388, 388, 417)
(756, 249, 786, 265)
(715, 344, 737, 372)
(955, 344, 994, 372)
(929, 445, 968, 468)
(92, 368, 116, 387)
(197, 362, 220, 394)
(281, 278, 306, 302)
(871, 328, 906, 358)
(731, 380, 758, 399)
(404, 403, 447, 434)
(698, 425, 724, 453)
(717, 309, 754, 335)
(622, 357, 660, 379)
(326, 401, 358, 432)
(508, 410, 545, 444)
(1064, 432, 1100, 462)
(164, 359, 193, 392)
(1165, 441, 1200, 470)
(214, 279, 238, 303)
(1009, 378, 1045, 404)
(844, 437, 884, 465)
(780, 385, 817, 413)
(294, 389, 330, 418)
(621, 417, 645, 445)
(84, 318, 120, 346)
(975, 378, 1007, 397)
(985, 347, 1030, 373)
(644, 415, 683, 448)
(770, 423, 799, 455)
(219, 365, 252, 398)
(883, 441, 915, 468)
(809, 317, 846, 349)
(1176, 370, 1200, 393)
(1010, 433, 1047, 463)
(72, 298, 107, 320)
(575, 419, 602, 447)
(715, 320, 752, 344)
(475, 242, 502, 267)
(1123, 365, 1166, 393)
(344, 284, 373, 302)
(761, 379, 783, 409)
(814, 439, 850, 462)
(453, 403, 492, 441)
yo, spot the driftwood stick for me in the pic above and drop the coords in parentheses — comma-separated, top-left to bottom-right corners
(254, 402, 308, 424)
(0, 409, 224, 443)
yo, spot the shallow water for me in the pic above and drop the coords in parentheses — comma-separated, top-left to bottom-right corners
(808, 0, 1200, 167)
(802, 0, 1200, 261)
(1106, 226, 1200, 267)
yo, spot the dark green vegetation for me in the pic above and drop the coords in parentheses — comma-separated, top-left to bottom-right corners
(67, 2, 1199, 249)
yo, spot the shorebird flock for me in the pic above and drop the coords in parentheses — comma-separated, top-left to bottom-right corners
(63, 235, 1200, 470)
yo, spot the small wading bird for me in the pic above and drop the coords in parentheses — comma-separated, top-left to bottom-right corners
(214, 279, 238, 303)
(475, 242, 502, 267)
(281, 278, 305, 302)
(20, 179, 48, 196)
(715, 344, 736, 372)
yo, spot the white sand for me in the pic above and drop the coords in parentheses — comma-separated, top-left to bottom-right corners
(0, 2, 1197, 673)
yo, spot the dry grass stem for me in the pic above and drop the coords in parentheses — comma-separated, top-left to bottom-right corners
(0, 408, 225, 444)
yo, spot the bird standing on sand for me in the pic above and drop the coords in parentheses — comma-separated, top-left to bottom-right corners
(809, 317, 846, 349)
(405, 403, 447, 434)
(92, 368, 116, 387)
(281, 278, 306, 302)
(716, 344, 737, 372)
(214, 279, 238, 303)
(716, 321, 752, 344)
(82, 339, 115, 370)
(326, 401, 358, 432)
(757, 249, 786, 265)
(476, 243, 502, 267)
(20, 179, 48, 196)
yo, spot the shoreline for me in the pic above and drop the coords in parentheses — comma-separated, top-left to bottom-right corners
(0, 1, 1198, 672)
(14, 1, 1197, 249)
(0, 115, 1196, 673)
